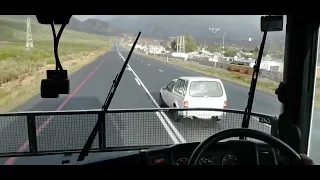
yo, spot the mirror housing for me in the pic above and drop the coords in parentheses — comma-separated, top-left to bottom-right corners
(261, 15, 283, 32)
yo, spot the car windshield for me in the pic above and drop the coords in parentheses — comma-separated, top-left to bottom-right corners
(0, 15, 319, 165)
(189, 81, 223, 97)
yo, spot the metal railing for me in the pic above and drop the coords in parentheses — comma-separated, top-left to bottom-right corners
(0, 108, 278, 157)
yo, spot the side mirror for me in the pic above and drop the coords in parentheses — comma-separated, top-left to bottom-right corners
(261, 15, 283, 32)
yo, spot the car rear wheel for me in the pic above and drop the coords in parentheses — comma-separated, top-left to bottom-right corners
(170, 104, 182, 122)
(159, 93, 166, 107)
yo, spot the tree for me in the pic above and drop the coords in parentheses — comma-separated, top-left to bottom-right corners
(170, 35, 198, 53)
(160, 41, 171, 50)
(206, 44, 220, 53)
(223, 49, 237, 57)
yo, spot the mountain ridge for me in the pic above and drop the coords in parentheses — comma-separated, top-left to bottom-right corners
(93, 15, 285, 47)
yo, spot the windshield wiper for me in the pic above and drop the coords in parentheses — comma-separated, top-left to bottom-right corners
(77, 32, 141, 161)
(240, 31, 268, 131)
(241, 15, 283, 135)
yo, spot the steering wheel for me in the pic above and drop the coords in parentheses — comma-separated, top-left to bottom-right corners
(188, 128, 302, 165)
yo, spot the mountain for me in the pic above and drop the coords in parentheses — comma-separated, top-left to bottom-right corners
(0, 15, 126, 37)
(67, 17, 125, 36)
(93, 15, 285, 47)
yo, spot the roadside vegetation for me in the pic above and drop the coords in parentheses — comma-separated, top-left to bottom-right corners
(122, 44, 278, 92)
(123, 43, 320, 108)
(0, 16, 113, 112)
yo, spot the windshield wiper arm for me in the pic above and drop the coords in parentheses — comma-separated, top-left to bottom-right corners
(241, 31, 268, 131)
(77, 32, 141, 161)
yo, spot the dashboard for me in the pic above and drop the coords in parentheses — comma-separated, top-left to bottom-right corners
(81, 140, 281, 165)
(169, 141, 278, 165)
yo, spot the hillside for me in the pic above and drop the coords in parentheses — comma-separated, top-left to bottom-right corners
(0, 15, 113, 112)
(94, 15, 285, 48)
(67, 17, 126, 36)
(0, 15, 113, 45)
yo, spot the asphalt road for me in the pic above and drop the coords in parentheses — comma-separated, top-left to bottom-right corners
(0, 42, 318, 164)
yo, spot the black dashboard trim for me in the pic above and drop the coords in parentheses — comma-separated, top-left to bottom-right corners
(78, 141, 279, 165)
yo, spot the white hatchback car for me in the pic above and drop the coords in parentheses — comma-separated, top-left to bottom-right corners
(159, 77, 227, 122)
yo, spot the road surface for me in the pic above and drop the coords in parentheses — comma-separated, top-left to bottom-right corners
(0, 43, 318, 164)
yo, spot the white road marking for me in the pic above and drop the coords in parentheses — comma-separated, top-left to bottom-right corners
(116, 46, 186, 144)
(115, 43, 270, 139)
(128, 66, 186, 143)
(159, 69, 163, 72)
(135, 78, 141, 86)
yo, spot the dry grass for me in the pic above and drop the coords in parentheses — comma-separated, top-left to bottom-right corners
(0, 15, 114, 112)
(0, 47, 110, 112)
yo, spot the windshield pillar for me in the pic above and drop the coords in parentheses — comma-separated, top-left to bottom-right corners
(282, 15, 319, 154)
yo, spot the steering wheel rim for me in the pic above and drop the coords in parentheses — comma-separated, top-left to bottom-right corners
(188, 128, 302, 165)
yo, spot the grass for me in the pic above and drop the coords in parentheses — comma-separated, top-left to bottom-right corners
(0, 15, 114, 112)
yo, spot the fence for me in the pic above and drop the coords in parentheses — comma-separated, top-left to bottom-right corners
(0, 108, 277, 157)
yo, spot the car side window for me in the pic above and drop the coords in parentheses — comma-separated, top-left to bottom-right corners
(178, 80, 185, 94)
(174, 79, 182, 93)
(166, 81, 175, 92)
(182, 81, 188, 96)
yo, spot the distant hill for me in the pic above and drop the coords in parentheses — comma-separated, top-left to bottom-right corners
(67, 17, 126, 36)
(0, 15, 126, 39)
(94, 15, 286, 48)
(0, 15, 112, 45)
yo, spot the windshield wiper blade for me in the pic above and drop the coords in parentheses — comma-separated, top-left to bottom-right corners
(77, 32, 141, 161)
(241, 31, 267, 131)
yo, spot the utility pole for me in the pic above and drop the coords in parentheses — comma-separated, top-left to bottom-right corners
(25, 17, 34, 51)
(176, 36, 186, 53)
(182, 36, 185, 53)
(222, 30, 226, 51)
(209, 28, 220, 49)
(209, 28, 220, 59)
(248, 37, 252, 51)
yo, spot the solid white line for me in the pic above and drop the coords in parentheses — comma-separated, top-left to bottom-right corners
(155, 112, 180, 144)
(159, 69, 163, 72)
(117, 49, 186, 144)
(135, 78, 141, 86)
(129, 66, 186, 143)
